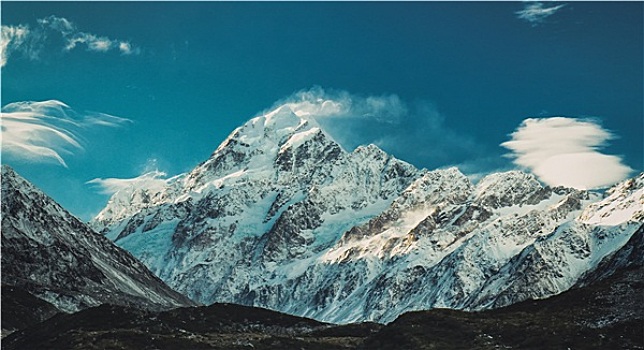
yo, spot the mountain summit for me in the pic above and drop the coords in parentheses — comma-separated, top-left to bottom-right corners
(92, 108, 643, 323)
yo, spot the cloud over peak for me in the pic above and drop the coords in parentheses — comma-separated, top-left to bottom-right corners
(516, 2, 566, 25)
(1, 100, 132, 167)
(502, 117, 632, 189)
(264, 87, 408, 124)
(263, 87, 480, 169)
(1, 15, 139, 67)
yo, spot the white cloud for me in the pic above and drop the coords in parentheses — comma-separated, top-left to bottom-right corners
(118, 41, 139, 55)
(265, 87, 408, 123)
(66, 33, 138, 54)
(516, 2, 566, 25)
(87, 36, 113, 52)
(86, 170, 168, 195)
(66, 33, 114, 52)
(262, 87, 481, 169)
(502, 117, 632, 189)
(1, 24, 31, 67)
(1, 100, 132, 167)
(1, 15, 139, 67)
(38, 15, 74, 35)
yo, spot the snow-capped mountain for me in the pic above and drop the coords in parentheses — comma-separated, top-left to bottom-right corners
(1, 165, 196, 313)
(92, 105, 643, 323)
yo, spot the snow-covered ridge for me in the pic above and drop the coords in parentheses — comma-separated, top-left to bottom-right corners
(578, 173, 644, 226)
(91, 107, 643, 323)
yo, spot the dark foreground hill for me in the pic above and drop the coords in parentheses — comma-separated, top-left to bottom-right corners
(1, 302, 379, 350)
(4, 258, 642, 350)
(363, 265, 643, 349)
(1, 285, 61, 335)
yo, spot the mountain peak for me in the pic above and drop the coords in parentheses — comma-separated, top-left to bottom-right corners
(353, 143, 386, 156)
(474, 170, 548, 208)
(263, 104, 310, 130)
(222, 104, 326, 150)
(2, 163, 14, 173)
(1, 164, 57, 216)
(1, 165, 18, 192)
(2, 164, 21, 183)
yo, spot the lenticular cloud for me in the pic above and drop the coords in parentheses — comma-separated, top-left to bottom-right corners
(86, 170, 169, 195)
(502, 117, 632, 189)
(1, 100, 131, 167)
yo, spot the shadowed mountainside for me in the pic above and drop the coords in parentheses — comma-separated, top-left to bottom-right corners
(1, 165, 196, 315)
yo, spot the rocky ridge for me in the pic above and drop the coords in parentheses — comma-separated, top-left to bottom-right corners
(1, 165, 196, 319)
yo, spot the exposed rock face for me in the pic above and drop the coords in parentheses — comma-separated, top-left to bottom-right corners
(92, 105, 644, 323)
(1, 166, 196, 313)
(575, 222, 644, 287)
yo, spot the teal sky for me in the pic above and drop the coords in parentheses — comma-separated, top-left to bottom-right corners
(1, 1, 642, 220)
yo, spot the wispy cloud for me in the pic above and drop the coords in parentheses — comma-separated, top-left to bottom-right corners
(262, 87, 482, 169)
(516, 2, 566, 26)
(118, 41, 136, 55)
(86, 170, 169, 195)
(1, 15, 139, 67)
(0, 24, 31, 67)
(268, 87, 408, 124)
(502, 117, 632, 189)
(1, 100, 132, 167)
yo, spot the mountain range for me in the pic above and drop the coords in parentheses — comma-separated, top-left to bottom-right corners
(2, 163, 641, 348)
(88, 106, 643, 324)
(1, 105, 642, 348)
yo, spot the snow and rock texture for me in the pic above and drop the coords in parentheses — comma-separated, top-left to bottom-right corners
(1, 165, 196, 313)
(93, 105, 644, 324)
